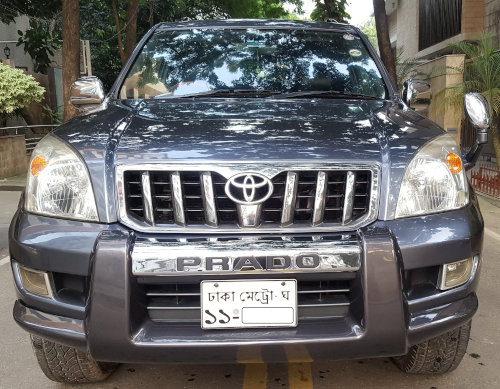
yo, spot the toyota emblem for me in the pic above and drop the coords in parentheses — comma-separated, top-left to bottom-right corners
(225, 173, 274, 205)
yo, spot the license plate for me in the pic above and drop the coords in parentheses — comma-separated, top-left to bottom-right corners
(201, 279, 297, 329)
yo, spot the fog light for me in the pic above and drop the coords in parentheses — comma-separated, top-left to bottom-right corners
(16, 264, 53, 297)
(438, 257, 476, 290)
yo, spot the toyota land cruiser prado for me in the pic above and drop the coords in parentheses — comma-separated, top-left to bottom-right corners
(9, 19, 488, 383)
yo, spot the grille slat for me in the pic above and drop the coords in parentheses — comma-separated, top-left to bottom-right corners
(141, 172, 155, 225)
(262, 172, 287, 224)
(149, 172, 174, 224)
(298, 288, 350, 294)
(145, 279, 352, 323)
(171, 172, 186, 226)
(312, 171, 327, 226)
(124, 171, 145, 220)
(122, 168, 374, 230)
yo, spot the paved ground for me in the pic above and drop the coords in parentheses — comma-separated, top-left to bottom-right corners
(0, 174, 26, 193)
(0, 191, 20, 257)
(0, 191, 499, 388)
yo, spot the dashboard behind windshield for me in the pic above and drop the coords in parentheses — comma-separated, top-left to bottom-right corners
(120, 28, 387, 99)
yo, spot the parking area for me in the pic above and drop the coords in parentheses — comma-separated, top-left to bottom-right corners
(1, 191, 499, 388)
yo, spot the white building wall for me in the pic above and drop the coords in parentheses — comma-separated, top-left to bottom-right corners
(0, 15, 63, 73)
(0, 16, 34, 72)
(485, 0, 500, 46)
(395, 0, 419, 59)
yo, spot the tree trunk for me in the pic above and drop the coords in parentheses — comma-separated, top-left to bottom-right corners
(149, 1, 154, 28)
(125, 0, 138, 61)
(112, 0, 127, 65)
(62, 0, 80, 122)
(372, 0, 397, 87)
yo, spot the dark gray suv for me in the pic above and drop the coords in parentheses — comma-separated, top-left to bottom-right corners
(9, 19, 488, 384)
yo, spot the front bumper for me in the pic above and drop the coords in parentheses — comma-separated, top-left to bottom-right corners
(9, 196, 483, 363)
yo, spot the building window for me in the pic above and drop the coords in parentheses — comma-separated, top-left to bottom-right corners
(419, 0, 462, 51)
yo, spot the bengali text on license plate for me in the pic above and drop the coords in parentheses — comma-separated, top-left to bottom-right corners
(201, 279, 297, 329)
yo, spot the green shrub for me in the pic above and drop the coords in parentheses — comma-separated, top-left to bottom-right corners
(0, 63, 45, 119)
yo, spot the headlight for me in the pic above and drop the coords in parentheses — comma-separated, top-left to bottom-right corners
(395, 134, 469, 218)
(25, 135, 98, 221)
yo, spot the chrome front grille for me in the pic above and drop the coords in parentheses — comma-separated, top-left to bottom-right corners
(118, 163, 379, 233)
(144, 279, 353, 323)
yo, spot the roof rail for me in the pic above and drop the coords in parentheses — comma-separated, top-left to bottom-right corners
(215, 13, 231, 20)
(327, 18, 339, 23)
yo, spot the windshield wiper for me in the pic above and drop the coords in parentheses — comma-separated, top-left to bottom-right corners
(154, 89, 282, 99)
(270, 90, 385, 100)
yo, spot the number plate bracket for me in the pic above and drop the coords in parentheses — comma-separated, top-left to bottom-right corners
(201, 279, 297, 329)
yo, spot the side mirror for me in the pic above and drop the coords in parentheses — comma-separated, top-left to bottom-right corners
(402, 79, 431, 109)
(70, 76, 105, 112)
(463, 92, 490, 169)
(464, 92, 489, 142)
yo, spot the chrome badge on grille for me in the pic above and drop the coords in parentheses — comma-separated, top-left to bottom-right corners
(224, 172, 274, 227)
(224, 173, 274, 205)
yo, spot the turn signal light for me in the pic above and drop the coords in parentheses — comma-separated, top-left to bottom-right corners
(445, 153, 462, 174)
(30, 155, 47, 177)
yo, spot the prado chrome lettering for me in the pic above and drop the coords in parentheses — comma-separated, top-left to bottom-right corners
(176, 254, 321, 272)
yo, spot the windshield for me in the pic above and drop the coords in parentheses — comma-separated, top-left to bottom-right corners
(119, 28, 388, 99)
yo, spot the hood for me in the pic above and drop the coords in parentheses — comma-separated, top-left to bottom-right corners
(116, 99, 386, 163)
(54, 98, 444, 222)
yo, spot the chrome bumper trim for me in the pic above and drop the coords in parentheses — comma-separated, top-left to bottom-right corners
(132, 239, 361, 276)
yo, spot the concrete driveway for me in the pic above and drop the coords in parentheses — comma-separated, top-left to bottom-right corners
(0, 191, 499, 388)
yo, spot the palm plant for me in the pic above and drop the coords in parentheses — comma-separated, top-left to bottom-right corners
(434, 36, 500, 167)
(395, 47, 425, 92)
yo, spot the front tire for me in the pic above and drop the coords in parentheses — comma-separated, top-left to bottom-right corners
(393, 321, 471, 374)
(30, 335, 118, 383)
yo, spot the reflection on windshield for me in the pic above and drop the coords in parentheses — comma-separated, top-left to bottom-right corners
(120, 28, 387, 99)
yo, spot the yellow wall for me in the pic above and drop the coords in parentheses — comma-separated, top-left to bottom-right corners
(414, 55, 466, 144)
